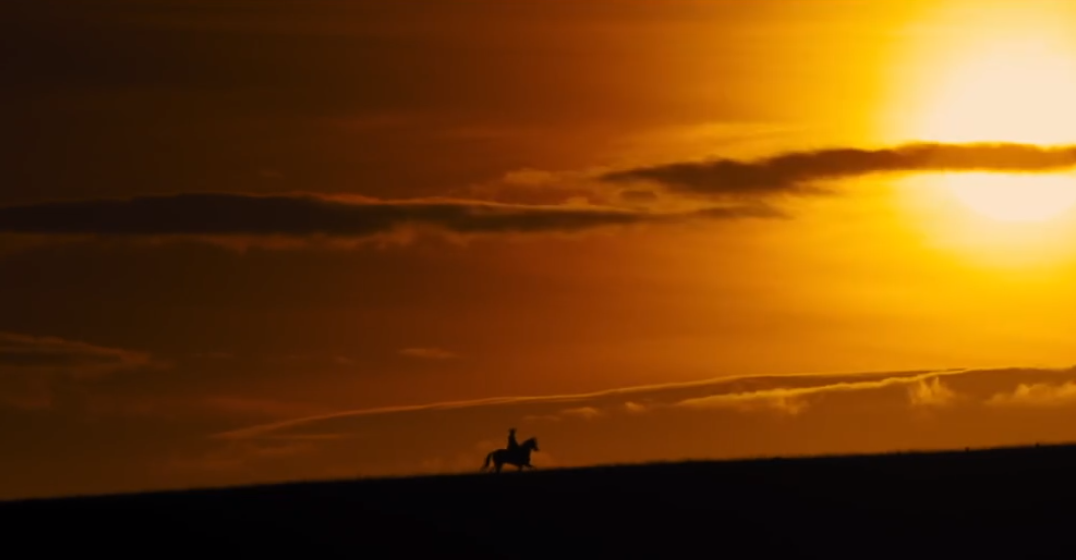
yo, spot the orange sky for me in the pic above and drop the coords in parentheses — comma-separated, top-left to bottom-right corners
(5, 0, 1076, 500)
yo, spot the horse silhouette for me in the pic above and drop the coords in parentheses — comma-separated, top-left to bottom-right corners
(481, 436, 539, 473)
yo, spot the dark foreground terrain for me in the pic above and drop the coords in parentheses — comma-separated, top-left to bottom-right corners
(4, 444, 1076, 557)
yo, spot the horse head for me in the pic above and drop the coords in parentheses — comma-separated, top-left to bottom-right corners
(522, 437, 539, 452)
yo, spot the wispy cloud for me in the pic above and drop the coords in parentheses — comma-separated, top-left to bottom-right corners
(0, 192, 779, 243)
(211, 368, 968, 440)
(672, 371, 963, 415)
(0, 332, 152, 379)
(12, 143, 1046, 247)
(0, 332, 156, 411)
(559, 406, 605, 420)
(180, 366, 1076, 486)
(908, 377, 958, 408)
(677, 388, 810, 415)
(985, 381, 1076, 408)
(399, 347, 458, 360)
(601, 142, 1076, 199)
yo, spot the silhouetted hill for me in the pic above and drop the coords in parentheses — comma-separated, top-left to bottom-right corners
(4, 443, 1076, 557)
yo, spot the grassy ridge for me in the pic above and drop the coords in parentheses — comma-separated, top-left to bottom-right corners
(3, 443, 1075, 557)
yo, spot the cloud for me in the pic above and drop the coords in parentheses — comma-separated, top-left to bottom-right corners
(677, 389, 810, 415)
(559, 406, 604, 420)
(0, 332, 155, 410)
(908, 377, 958, 408)
(0, 192, 780, 243)
(985, 381, 1076, 408)
(619, 190, 660, 204)
(168, 366, 1076, 491)
(601, 142, 1076, 198)
(399, 347, 458, 360)
(212, 368, 968, 440)
(522, 406, 605, 423)
(500, 168, 561, 186)
(673, 371, 963, 415)
(0, 332, 151, 379)
(210, 392, 608, 440)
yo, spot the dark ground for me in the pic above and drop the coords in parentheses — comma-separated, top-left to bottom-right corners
(3, 444, 1076, 558)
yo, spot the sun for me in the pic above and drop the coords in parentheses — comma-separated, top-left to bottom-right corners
(940, 173, 1076, 223)
(916, 39, 1076, 147)
(887, 6, 1076, 224)
(919, 39, 1076, 223)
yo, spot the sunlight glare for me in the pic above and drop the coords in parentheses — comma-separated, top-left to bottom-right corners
(880, 3, 1076, 267)
(915, 39, 1076, 146)
(943, 173, 1076, 223)
(917, 39, 1076, 223)
(882, 1, 1076, 227)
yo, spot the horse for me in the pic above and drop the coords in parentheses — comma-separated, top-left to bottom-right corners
(481, 437, 539, 473)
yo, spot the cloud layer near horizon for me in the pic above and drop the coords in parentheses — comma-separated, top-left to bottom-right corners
(11, 362, 1076, 500)
(158, 364, 1076, 489)
(602, 142, 1076, 198)
(211, 365, 1076, 443)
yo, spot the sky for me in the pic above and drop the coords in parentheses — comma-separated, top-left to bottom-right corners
(7, 0, 1076, 499)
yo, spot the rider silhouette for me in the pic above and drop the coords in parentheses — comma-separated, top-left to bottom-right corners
(506, 428, 520, 453)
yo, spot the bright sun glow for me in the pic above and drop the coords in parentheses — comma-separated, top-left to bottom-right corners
(943, 173, 1076, 223)
(916, 39, 1076, 146)
(887, 4, 1076, 226)
(918, 39, 1076, 223)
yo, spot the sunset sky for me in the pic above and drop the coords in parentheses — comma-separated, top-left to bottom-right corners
(8, 0, 1076, 500)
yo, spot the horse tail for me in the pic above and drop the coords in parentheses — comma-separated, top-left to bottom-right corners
(481, 451, 494, 471)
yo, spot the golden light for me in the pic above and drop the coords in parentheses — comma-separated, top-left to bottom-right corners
(895, 172, 1076, 269)
(917, 42, 1076, 224)
(913, 36, 1076, 223)
(943, 173, 1076, 223)
(914, 38, 1076, 146)
(882, 2, 1076, 229)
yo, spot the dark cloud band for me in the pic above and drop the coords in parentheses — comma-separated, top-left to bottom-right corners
(601, 142, 1076, 198)
(0, 193, 779, 238)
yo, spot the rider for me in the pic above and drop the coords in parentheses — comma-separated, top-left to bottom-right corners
(506, 428, 520, 453)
